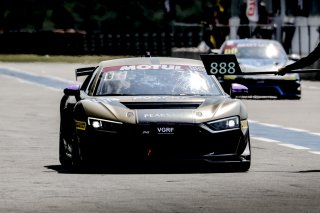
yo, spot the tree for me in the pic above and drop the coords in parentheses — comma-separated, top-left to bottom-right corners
(1, 0, 220, 32)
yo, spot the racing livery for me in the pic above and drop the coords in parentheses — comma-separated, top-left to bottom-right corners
(59, 57, 251, 171)
(215, 39, 301, 99)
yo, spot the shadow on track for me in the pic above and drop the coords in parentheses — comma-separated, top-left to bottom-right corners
(296, 170, 320, 173)
(45, 161, 248, 174)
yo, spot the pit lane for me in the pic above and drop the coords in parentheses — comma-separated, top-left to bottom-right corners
(1, 62, 320, 212)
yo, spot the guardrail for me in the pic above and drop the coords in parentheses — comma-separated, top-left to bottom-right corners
(0, 24, 318, 58)
(0, 30, 203, 56)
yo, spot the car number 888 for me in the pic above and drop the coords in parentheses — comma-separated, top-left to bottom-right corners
(210, 62, 236, 75)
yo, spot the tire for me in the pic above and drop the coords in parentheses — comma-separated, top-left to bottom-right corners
(70, 134, 90, 168)
(59, 122, 83, 168)
(233, 134, 251, 172)
(70, 135, 82, 168)
(59, 126, 73, 167)
(234, 161, 251, 172)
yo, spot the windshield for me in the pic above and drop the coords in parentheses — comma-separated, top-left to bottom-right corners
(94, 68, 222, 96)
(223, 42, 287, 60)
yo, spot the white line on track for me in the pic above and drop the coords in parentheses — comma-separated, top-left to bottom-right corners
(309, 151, 320, 155)
(278, 143, 310, 150)
(1, 66, 75, 85)
(0, 74, 61, 92)
(256, 123, 281, 128)
(284, 127, 307, 132)
(302, 85, 320, 90)
(249, 120, 318, 137)
(310, 132, 320, 136)
(251, 136, 280, 143)
(253, 136, 313, 151)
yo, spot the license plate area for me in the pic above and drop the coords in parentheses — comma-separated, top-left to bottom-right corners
(156, 126, 175, 135)
(139, 124, 176, 136)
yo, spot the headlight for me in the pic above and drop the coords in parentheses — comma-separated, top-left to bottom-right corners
(88, 117, 122, 132)
(207, 116, 240, 132)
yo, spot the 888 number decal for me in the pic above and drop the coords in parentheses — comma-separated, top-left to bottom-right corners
(210, 62, 236, 75)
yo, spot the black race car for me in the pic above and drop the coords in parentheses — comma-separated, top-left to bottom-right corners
(59, 56, 251, 171)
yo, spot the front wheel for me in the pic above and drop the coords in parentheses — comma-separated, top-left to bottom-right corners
(70, 135, 91, 168)
(59, 126, 73, 167)
(233, 161, 251, 172)
(59, 124, 83, 168)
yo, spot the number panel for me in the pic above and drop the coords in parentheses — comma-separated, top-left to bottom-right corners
(200, 54, 242, 76)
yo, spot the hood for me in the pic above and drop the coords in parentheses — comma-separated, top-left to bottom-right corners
(238, 58, 286, 73)
(78, 96, 246, 124)
(238, 58, 286, 67)
(234, 59, 299, 80)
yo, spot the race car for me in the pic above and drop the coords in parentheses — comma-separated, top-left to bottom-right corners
(59, 56, 251, 171)
(213, 39, 301, 99)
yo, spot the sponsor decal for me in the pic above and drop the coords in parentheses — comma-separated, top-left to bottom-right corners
(102, 65, 205, 72)
(223, 47, 238, 55)
(92, 97, 119, 104)
(157, 127, 175, 134)
(133, 96, 191, 101)
(143, 113, 175, 118)
(104, 71, 127, 80)
(75, 120, 86, 130)
(120, 65, 183, 71)
(140, 126, 175, 135)
(142, 130, 150, 135)
(237, 43, 267, 48)
(188, 66, 206, 72)
(241, 120, 248, 129)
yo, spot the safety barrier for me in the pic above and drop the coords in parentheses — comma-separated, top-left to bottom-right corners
(0, 30, 203, 56)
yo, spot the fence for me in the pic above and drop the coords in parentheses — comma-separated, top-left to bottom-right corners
(0, 30, 203, 56)
(0, 24, 319, 57)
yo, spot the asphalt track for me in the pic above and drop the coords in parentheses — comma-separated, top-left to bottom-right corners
(1, 62, 320, 213)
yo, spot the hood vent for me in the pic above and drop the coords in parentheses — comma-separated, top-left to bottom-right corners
(121, 102, 202, 109)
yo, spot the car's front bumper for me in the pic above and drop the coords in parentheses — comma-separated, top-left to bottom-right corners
(75, 123, 250, 163)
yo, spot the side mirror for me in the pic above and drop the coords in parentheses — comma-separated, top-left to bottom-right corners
(230, 83, 248, 98)
(64, 84, 81, 96)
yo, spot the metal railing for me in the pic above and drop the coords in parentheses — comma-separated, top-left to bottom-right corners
(0, 24, 318, 57)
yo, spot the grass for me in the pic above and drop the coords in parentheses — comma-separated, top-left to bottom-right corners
(0, 54, 131, 63)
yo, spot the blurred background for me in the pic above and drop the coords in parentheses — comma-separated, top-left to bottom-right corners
(0, 0, 319, 58)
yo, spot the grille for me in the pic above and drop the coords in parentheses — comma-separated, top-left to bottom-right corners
(121, 102, 201, 109)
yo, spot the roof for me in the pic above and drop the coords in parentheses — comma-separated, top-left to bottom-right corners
(98, 57, 204, 68)
(223, 38, 281, 45)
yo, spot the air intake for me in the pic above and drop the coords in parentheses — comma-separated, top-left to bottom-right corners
(121, 102, 202, 109)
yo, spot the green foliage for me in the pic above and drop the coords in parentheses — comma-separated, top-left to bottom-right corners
(175, 0, 204, 22)
(0, 54, 129, 63)
(0, 0, 226, 32)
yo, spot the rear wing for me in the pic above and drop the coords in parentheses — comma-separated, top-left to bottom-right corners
(200, 54, 320, 76)
(75, 67, 96, 80)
